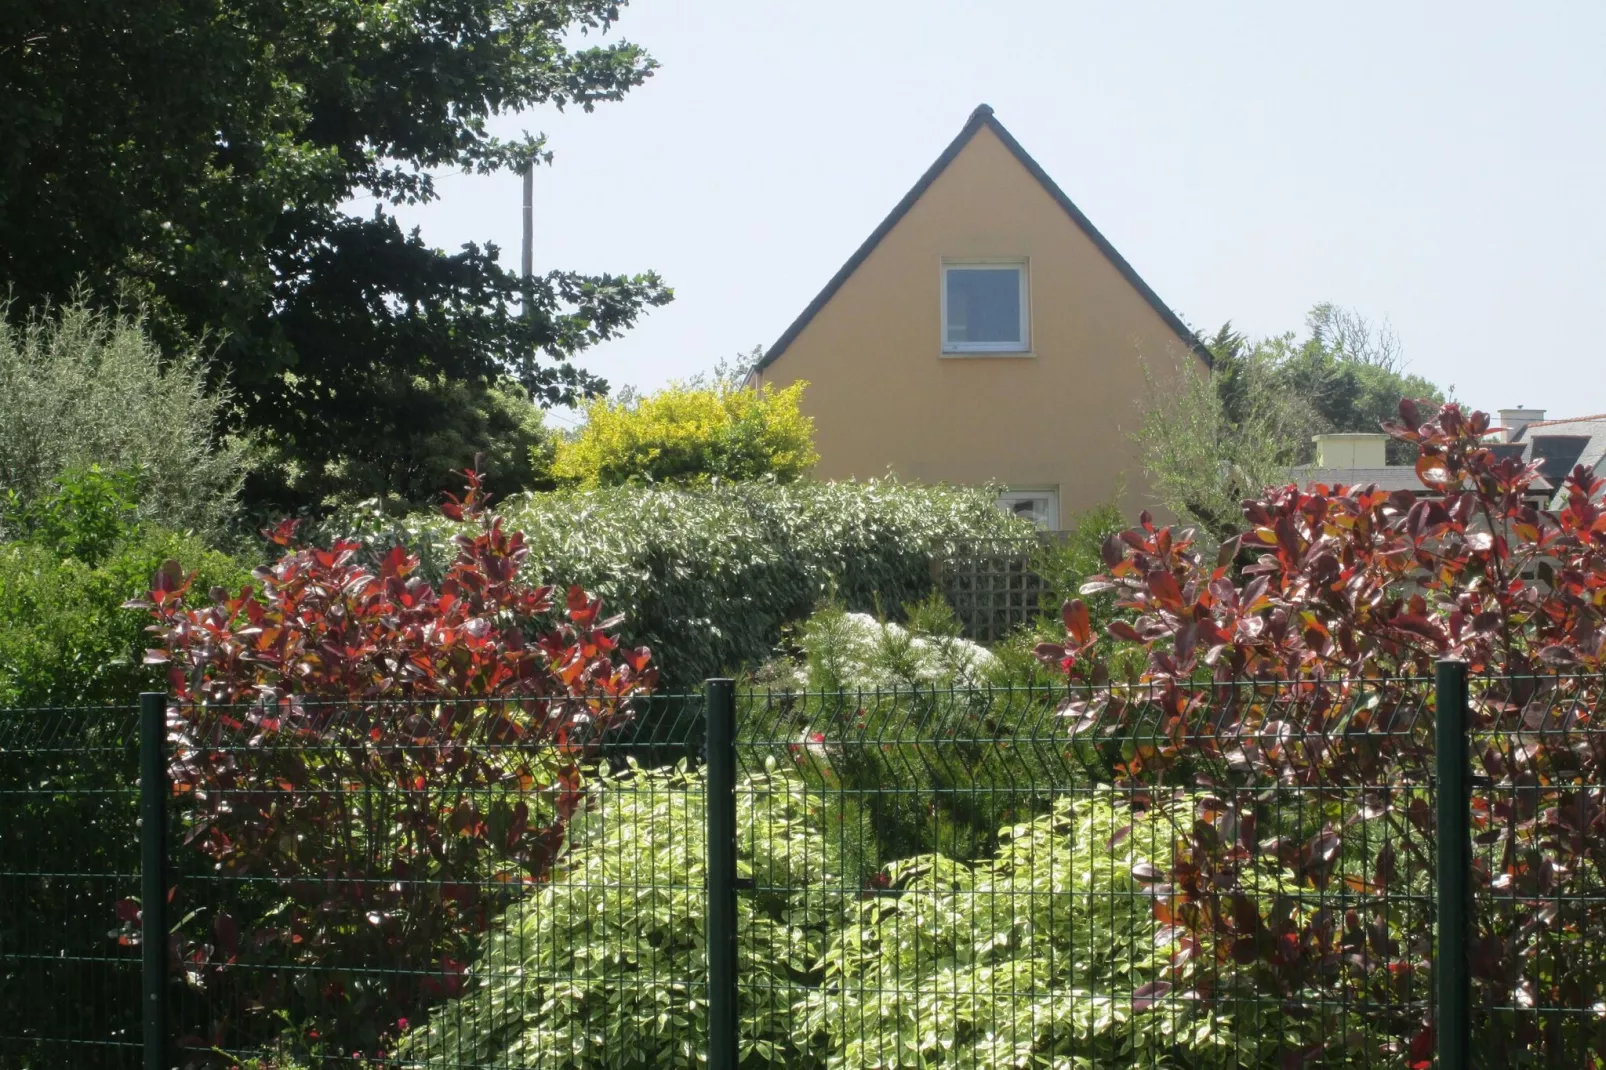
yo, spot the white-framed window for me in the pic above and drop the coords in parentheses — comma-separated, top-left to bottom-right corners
(942, 261, 1029, 353)
(996, 488, 1058, 530)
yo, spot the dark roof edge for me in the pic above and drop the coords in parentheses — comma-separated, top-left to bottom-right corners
(756, 104, 1211, 374)
(755, 105, 998, 373)
(981, 113, 1212, 368)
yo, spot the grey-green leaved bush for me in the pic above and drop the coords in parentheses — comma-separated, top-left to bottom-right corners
(0, 300, 242, 539)
(323, 479, 1032, 690)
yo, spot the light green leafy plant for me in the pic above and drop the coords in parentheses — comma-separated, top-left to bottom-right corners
(398, 761, 845, 1069)
(803, 795, 1203, 1069)
(399, 763, 1310, 1070)
(0, 519, 246, 707)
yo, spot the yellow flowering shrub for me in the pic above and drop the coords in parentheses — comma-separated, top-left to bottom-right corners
(551, 380, 817, 486)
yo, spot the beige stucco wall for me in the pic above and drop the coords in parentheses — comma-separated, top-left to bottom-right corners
(756, 125, 1202, 527)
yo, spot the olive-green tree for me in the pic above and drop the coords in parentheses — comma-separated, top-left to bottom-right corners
(0, 299, 241, 537)
(1138, 304, 1449, 540)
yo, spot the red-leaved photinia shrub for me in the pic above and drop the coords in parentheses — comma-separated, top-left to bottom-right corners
(1039, 401, 1606, 1066)
(122, 469, 655, 1064)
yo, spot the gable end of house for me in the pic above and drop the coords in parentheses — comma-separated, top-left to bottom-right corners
(756, 104, 1210, 375)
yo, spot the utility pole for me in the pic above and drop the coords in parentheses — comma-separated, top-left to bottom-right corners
(521, 161, 534, 288)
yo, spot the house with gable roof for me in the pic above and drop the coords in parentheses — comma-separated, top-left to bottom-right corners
(749, 104, 1209, 530)
(1498, 407, 1606, 506)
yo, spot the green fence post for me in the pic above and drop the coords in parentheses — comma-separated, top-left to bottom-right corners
(139, 692, 168, 1070)
(704, 678, 739, 1070)
(1436, 660, 1470, 1070)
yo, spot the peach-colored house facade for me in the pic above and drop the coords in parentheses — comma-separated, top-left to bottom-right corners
(751, 105, 1209, 529)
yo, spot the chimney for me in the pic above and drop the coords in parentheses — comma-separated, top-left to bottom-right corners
(1498, 407, 1546, 442)
(1313, 433, 1388, 469)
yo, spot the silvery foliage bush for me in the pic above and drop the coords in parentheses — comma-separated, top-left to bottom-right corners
(746, 597, 1037, 873)
(786, 604, 999, 693)
(0, 300, 241, 537)
(322, 480, 1030, 690)
(401, 763, 1284, 1069)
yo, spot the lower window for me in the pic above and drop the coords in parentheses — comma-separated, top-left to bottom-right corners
(995, 488, 1059, 530)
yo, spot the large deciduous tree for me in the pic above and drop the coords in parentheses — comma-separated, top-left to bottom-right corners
(0, 0, 670, 510)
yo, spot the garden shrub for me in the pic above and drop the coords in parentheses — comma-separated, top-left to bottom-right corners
(741, 601, 1098, 878)
(0, 469, 247, 707)
(1036, 400, 1606, 1065)
(803, 795, 1210, 1069)
(128, 470, 656, 1063)
(770, 599, 1000, 693)
(402, 764, 1297, 1069)
(324, 479, 1032, 691)
(0, 469, 249, 1066)
(551, 378, 816, 487)
(399, 762, 845, 1069)
(0, 298, 242, 538)
(2, 464, 140, 563)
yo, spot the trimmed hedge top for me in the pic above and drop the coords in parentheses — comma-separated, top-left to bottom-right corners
(325, 479, 1031, 690)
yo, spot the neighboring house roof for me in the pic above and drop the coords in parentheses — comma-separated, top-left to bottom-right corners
(1289, 467, 1437, 494)
(1289, 466, 1554, 495)
(1511, 414, 1606, 506)
(1291, 450, 1556, 495)
(755, 103, 1210, 374)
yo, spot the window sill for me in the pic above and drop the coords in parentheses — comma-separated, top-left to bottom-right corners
(940, 350, 1036, 359)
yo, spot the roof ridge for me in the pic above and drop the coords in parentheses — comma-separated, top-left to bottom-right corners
(755, 104, 1208, 374)
(1526, 414, 1606, 428)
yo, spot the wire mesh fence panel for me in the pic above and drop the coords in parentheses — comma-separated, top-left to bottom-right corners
(159, 692, 704, 1070)
(11, 674, 1606, 1068)
(1468, 675, 1606, 1067)
(731, 682, 1451, 1069)
(0, 705, 144, 1070)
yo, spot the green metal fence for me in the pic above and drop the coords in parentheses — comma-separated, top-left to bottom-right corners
(2, 674, 1605, 1068)
(0, 703, 144, 1069)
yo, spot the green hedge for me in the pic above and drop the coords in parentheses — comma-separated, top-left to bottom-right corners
(324, 480, 1031, 690)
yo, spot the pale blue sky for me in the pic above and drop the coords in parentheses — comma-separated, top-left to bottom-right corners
(386, 1, 1606, 426)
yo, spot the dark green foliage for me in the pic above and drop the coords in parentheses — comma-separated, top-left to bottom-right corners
(0, 0, 669, 513)
(0, 705, 143, 1067)
(1146, 304, 1450, 539)
(0, 472, 245, 1064)
(246, 375, 557, 513)
(324, 480, 1033, 691)
(741, 610, 1086, 878)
